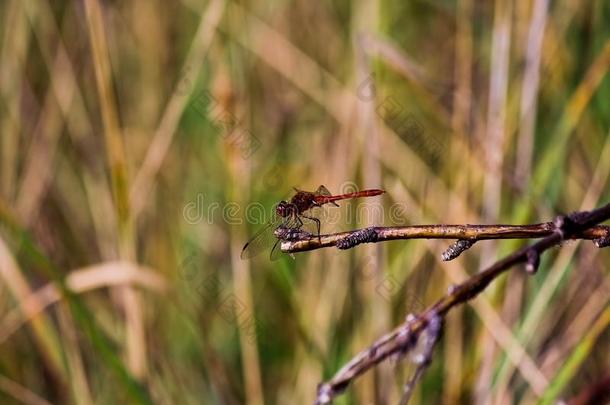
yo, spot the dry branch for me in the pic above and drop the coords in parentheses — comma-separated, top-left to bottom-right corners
(313, 205, 610, 404)
(281, 223, 610, 258)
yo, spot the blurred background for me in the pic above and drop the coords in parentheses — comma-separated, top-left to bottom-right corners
(1, 0, 610, 404)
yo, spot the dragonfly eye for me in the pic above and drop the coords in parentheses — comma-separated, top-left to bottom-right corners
(276, 201, 289, 217)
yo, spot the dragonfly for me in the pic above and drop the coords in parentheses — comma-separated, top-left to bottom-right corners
(240, 185, 385, 260)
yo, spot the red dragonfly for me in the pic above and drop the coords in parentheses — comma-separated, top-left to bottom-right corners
(240, 185, 385, 260)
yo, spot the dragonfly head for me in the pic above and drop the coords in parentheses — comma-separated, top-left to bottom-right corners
(276, 200, 291, 217)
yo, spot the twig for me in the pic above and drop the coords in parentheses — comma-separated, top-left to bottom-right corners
(399, 312, 442, 405)
(281, 223, 610, 255)
(314, 205, 610, 404)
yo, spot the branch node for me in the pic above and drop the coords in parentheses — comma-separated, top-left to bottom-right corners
(525, 249, 540, 274)
(400, 312, 442, 404)
(554, 214, 582, 238)
(446, 284, 458, 295)
(442, 239, 475, 261)
(397, 325, 416, 354)
(315, 383, 333, 405)
(594, 235, 610, 248)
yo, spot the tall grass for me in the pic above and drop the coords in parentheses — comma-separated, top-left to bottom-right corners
(0, 0, 609, 404)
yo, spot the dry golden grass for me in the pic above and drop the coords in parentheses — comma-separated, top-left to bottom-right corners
(1, 0, 609, 404)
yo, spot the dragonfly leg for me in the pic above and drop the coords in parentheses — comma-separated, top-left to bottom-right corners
(301, 214, 321, 243)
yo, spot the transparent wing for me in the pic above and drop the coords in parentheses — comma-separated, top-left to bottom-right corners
(316, 185, 339, 207)
(241, 202, 319, 260)
(316, 185, 333, 197)
(240, 212, 283, 260)
(269, 239, 283, 261)
(281, 213, 301, 229)
(402, 261, 434, 314)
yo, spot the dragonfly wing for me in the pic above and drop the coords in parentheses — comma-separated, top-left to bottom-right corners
(269, 239, 283, 261)
(240, 219, 278, 260)
(316, 185, 339, 206)
(283, 212, 303, 229)
(404, 262, 433, 312)
(241, 207, 316, 260)
(316, 185, 332, 196)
